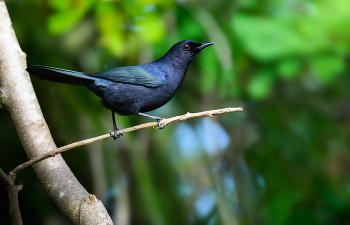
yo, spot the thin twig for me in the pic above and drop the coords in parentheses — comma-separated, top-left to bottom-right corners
(12, 107, 242, 176)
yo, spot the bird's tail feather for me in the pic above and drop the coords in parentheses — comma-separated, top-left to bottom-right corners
(26, 65, 95, 86)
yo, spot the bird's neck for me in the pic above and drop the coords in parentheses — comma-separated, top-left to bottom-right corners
(160, 51, 192, 68)
(155, 56, 189, 83)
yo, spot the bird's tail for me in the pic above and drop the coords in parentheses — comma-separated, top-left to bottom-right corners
(26, 65, 95, 86)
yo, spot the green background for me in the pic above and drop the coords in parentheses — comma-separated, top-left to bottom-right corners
(1, 0, 350, 224)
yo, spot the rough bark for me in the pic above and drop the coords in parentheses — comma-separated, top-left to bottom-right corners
(0, 169, 23, 225)
(0, 2, 113, 224)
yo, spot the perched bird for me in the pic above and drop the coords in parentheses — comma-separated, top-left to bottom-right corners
(27, 40, 214, 139)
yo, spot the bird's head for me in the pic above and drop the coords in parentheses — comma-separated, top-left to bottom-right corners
(164, 40, 214, 67)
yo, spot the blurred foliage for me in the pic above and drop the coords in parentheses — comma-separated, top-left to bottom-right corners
(1, 0, 350, 225)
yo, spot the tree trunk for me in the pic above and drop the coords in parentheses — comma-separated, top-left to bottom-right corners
(0, 2, 113, 224)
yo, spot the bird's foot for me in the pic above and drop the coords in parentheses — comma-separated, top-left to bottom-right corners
(156, 117, 165, 129)
(109, 127, 122, 140)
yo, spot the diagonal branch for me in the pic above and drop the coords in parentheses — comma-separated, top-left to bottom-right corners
(12, 107, 243, 176)
(2, 106, 243, 225)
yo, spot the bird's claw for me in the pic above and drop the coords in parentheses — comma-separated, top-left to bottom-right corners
(156, 118, 165, 129)
(109, 129, 122, 140)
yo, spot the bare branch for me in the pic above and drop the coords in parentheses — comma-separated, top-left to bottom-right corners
(0, 168, 9, 183)
(0, 168, 23, 225)
(12, 107, 243, 176)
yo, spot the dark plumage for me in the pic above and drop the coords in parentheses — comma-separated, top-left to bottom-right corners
(26, 40, 214, 139)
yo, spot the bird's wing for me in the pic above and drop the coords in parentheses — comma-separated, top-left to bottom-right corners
(90, 66, 164, 88)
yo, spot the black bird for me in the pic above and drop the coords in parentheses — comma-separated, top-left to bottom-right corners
(27, 40, 214, 139)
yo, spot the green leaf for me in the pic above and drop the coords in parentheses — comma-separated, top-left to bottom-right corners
(247, 70, 274, 99)
(233, 15, 305, 61)
(310, 55, 345, 84)
(237, 0, 258, 10)
(49, 0, 71, 11)
(276, 59, 301, 79)
(47, 11, 81, 35)
(136, 15, 165, 43)
(47, 0, 94, 35)
(94, 2, 125, 56)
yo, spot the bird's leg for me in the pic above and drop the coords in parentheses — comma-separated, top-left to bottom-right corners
(109, 110, 122, 140)
(138, 112, 165, 129)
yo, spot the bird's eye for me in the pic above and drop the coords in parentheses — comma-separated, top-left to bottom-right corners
(183, 44, 190, 50)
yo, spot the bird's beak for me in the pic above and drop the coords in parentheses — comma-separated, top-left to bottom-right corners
(197, 42, 214, 50)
